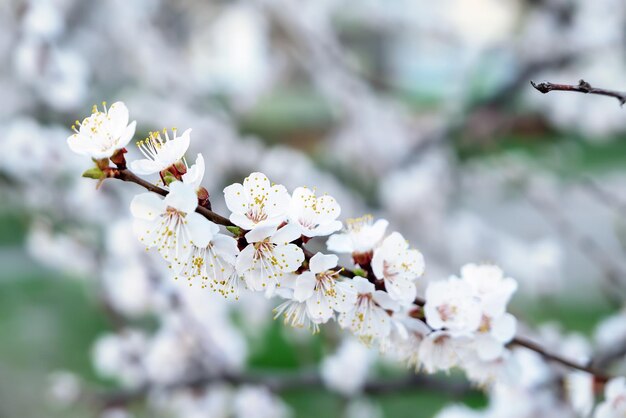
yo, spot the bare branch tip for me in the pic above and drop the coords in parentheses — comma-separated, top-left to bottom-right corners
(530, 80, 550, 94)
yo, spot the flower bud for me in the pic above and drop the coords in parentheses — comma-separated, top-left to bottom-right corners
(110, 148, 127, 169)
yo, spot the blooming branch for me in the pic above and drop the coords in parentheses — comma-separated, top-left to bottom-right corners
(67, 102, 617, 406)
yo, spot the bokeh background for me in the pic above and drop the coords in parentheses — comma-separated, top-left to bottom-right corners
(1, 0, 626, 417)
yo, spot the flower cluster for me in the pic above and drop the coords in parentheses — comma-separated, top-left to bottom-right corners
(421, 264, 518, 382)
(67, 102, 522, 385)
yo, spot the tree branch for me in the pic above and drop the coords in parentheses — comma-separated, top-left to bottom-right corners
(510, 336, 609, 382)
(114, 169, 233, 227)
(531, 79, 626, 106)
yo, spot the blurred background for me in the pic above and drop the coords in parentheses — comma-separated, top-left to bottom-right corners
(1, 0, 626, 417)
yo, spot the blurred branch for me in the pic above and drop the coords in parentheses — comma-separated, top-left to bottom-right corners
(531, 79, 626, 106)
(400, 52, 579, 166)
(525, 189, 626, 305)
(577, 176, 626, 215)
(96, 370, 474, 408)
(591, 338, 626, 370)
(510, 336, 609, 381)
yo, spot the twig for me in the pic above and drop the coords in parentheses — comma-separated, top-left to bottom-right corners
(399, 52, 579, 168)
(525, 190, 626, 303)
(577, 175, 626, 215)
(114, 169, 233, 227)
(531, 79, 626, 106)
(510, 337, 609, 382)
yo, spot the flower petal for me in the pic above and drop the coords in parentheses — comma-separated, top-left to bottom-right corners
(245, 224, 277, 243)
(187, 214, 217, 248)
(211, 234, 240, 263)
(182, 153, 205, 190)
(307, 288, 334, 322)
(270, 223, 301, 245)
(165, 181, 198, 214)
(119, 120, 137, 148)
(224, 183, 248, 215)
(373, 290, 400, 311)
(274, 244, 304, 273)
(129, 159, 164, 175)
(490, 313, 516, 343)
(293, 272, 316, 302)
(309, 252, 338, 274)
(243, 172, 270, 198)
(385, 276, 417, 306)
(326, 233, 353, 254)
(160, 128, 191, 165)
(265, 185, 291, 219)
(130, 192, 165, 220)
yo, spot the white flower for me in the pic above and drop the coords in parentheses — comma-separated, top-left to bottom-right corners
(460, 263, 518, 318)
(236, 224, 304, 294)
(130, 181, 208, 269)
(595, 377, 626, 418)
(338, 276, 398, 342)
(371, 232, 424, 305)
(233, 386, 290, 418)
(462, 350, 513, 386)
(129, 128, 191, 175)
(327, 215, 388, 257)
(471, 313, 517, 361)
(424, 278, 482, 336)
(291, 252, 356, 323)
(381, 311, 430, 369)
(273, 292, 321, 333)
(434, 404, 484, 418)
(288, 187, 342, 237)
(182, 153, 205, 191)
(103, 261, 152, 317)
(47, 371, 81, 407)
(176, 219, 241, 298)
(321, 338, 373, 396)
(67, 101, 136, 159)
(344, 399, 384, 418)
(92, 330, 148, 388)
(565, 372, 595, 417)
(224, 172, 291, 230)
(144, 322, 194, 385)
(418, 331, 467, 374)
(456, 264, 518, 360)
(594, 311, 626, 348)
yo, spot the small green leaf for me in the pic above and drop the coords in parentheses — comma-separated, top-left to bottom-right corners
(353, 268, 367, 277)
(82, 167, 105, 180)
(162, 174, 177, 186)
(226, 226, 242, 236)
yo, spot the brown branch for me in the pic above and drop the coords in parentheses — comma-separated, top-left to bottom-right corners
(114, 169, 233, 227)
(510, 336, 609, 382)
(531, 79, 626, 106)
